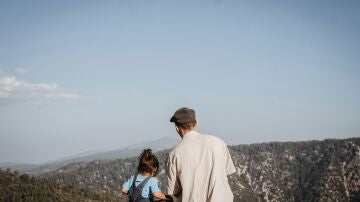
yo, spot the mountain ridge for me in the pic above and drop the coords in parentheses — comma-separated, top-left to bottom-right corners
(0, 136, 179, 175)
(43, 137, 360, 202)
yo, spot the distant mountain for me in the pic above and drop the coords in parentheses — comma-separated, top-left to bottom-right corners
(72, 136, 179, 161)
(25, 136, 179, 175)
(44, 137, 360, 202)
(0, 162, 38, 173)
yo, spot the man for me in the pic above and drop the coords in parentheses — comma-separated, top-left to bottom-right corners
(166, 107, 236, 202)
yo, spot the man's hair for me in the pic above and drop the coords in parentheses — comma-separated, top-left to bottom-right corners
(137, 149, 159, 176)
(175, 120, 197, 131)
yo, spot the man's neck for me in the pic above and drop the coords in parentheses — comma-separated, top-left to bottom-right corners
(181, 130, 196, 139)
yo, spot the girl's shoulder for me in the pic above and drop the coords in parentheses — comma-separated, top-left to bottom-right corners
(134, 174, 156, 181)
(141, 175, 158, 182)
(131, 174, 158, 184)
(148, 176, 159, 184)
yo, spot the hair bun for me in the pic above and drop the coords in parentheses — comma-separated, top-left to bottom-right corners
(139, 148, 153, 160)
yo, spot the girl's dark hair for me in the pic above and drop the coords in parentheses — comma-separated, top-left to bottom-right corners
(137, 149, 159, 176)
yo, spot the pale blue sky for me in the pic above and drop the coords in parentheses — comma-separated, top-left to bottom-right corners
(0, 0, 359, 163)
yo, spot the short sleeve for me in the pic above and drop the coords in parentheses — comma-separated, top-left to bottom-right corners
(122, 175, 134, 191)
(166, 152, 182, 196)
(149, 177, 161, 193)
(224, 144, 236, 175)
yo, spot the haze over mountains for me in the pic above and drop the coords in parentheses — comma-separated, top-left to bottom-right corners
(0, 136, 179, 174)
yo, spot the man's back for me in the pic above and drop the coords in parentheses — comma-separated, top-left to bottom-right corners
(166, 131, 236, 202)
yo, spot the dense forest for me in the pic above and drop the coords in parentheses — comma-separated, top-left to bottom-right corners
(0, 168, 125, 201)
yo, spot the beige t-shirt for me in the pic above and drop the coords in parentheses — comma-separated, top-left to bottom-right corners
(165, 131, 236, 202)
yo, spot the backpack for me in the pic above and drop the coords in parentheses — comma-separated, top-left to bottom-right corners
(128, 175, 151, 202)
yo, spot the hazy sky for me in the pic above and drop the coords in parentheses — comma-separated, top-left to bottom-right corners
(1, 0, 359, 164)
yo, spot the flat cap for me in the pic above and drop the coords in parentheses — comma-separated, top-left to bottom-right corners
(170, 107, 196, 124)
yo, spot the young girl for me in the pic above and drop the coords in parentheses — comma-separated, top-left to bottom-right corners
(121, 149, 168, 202)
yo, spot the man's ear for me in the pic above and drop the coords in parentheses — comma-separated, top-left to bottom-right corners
(175, 125, 183, 137)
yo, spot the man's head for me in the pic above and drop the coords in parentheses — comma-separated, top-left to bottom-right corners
(170, 107, 197, 136)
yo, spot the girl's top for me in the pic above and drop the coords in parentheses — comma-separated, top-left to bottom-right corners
(122, 174, 161, 198)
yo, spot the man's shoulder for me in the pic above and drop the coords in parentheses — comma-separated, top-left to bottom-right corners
(168, 133, 226, 154)
(168, 143, 181, 157)
(200, 133, 226, 145)
(170, 138, 188, 153)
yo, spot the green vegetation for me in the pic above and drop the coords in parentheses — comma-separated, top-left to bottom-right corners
(0, 168, 124, 202)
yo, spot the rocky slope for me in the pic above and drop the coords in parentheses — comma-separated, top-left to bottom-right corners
(44, 138, 360, 202)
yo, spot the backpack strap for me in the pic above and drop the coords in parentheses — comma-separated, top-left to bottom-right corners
(130, 175, 138, 190)
(136, 176, 151, 192)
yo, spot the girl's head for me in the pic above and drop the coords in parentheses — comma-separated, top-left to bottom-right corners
(138, 149, 159, 176)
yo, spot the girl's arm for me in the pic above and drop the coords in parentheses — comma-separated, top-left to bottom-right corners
(152, 191, 167, 200)
(121, 176, 133, 195)
(120, 188, 128, 194)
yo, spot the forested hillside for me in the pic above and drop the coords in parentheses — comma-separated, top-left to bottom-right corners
(228, 138, 360, 201)
(0, 169, 125, 201)
(44, 138, 360, 202)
